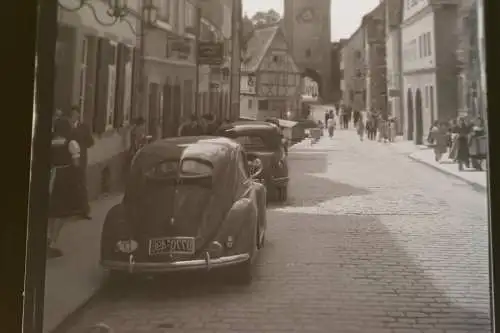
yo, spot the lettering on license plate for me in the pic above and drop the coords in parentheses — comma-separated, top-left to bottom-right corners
(149, 237, 195, 256)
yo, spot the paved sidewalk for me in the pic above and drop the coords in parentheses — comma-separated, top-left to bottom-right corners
(299, 133, 488, 191)
(388, 137, 487, 191)
(43, 193, 123, 333)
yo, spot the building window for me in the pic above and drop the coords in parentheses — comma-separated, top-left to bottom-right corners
(305, 49, 311, 58)
(185, 1, 195, 29)
(248, 99, 253, 109)
(157, 0, 171, 22)
(78, 36, 89, 122)
(106, 41, 118, 130)
(427, 32, 432, 56)
(418, 35, 423, 58)
(355, 50, 361, 59)
(258, 99, 269, 110)
(424, 86, 429, 108)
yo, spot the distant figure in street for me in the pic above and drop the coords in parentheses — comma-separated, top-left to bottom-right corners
(179, 115, 203, 136)
(126, 117, 147, 174)
(353, 109, 361, 127)
(69, 106, 94, 219)
(356, 115, 365, 141)
(389, 118, 397, 142)
(48, 118, 82, 258)
(327, 115, 336, 138)
(203, 114, 218, 135)
(324, 110, 329, 128)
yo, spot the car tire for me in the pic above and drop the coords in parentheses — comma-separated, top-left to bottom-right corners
(277, 186, 288, 202)
(229, 230, 258, 285)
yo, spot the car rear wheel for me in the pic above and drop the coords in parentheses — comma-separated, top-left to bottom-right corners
(228, 230, 258, 285)
(277, 186, 288, 202)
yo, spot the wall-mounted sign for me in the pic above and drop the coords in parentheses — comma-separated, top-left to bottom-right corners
(240, 74, 256, 95)
(168, 38, 192, 60)
(198, 42, 224, 65)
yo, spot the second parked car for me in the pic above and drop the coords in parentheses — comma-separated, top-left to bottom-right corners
(216, 121, 289, 202)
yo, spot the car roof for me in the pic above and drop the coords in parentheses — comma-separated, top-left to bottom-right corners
(136, 136, 241, 166)
(219, 121, 280, 134)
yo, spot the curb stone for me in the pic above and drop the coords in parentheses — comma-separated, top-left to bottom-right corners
(408, 154, 486, 192)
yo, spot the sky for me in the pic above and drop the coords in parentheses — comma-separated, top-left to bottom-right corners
(242, 0, 381, 41)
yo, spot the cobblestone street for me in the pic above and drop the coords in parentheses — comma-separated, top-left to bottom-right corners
(59, 130, 491, 333)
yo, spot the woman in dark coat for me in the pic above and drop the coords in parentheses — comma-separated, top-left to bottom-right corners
(47, 118, 82, 258)
(455, 118, 471, 171)
(469, 117, 487, 171)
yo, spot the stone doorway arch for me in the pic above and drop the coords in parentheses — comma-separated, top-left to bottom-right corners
(415, 89, 424, 145)
(407, 88, 414, 141)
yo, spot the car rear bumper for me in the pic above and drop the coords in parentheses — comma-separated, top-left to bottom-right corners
(271, 176, 289, 187)
(101, 252, 250, 273)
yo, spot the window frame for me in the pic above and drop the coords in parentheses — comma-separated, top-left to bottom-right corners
(185, 0, 195, 30)
(78, 36, 89, 123)
(106, 40, 119, 131)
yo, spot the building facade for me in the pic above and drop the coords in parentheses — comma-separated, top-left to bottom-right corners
(477, 0, 486, 120)
(339, 40, 346, 107)
(385, 0, 404, 134)
(330, 42, 343, 104)
(56, 0, 140, 200)
(456, 0, 484, 121)
(341, 26, 366, 112)
(363, 3, 387, 116)
(239, 26, 302, 121)
(283, 0, 332, 102)
(402, 0, 459, 144)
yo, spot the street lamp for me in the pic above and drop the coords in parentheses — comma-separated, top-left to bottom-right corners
(57, 0, 129, 26)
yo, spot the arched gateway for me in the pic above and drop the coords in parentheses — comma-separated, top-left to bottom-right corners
(283, 0, 332, 102)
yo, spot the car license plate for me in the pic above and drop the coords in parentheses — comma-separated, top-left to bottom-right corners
(148, 237, 195, 256)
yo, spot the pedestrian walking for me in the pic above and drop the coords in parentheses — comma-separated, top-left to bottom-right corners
(356, 115, 365, 141)
(324, 110, 329, 128)
(389, 118, 397, 142)
(469, 117, 487, 171)
(448, 119, 459, 161)
(353, 109, 361, 127)
(48, 118, 82, 258)
(429, 121, 448, 162)
(203, 114, 218, 135)
(327, 115, 336, 138)
(456, 117, 471, 171)
(126, 117, 147, 174)
(69, 106, 94, 219)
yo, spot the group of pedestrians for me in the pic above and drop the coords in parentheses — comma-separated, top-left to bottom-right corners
(428, 116, 487, 171)
(356, 109, 397, 143)
(48, 106, 93, 258)
(178, 114, 229, 136)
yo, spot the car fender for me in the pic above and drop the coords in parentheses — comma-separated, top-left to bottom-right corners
(100, 203, 129, 260)
(216, 196, 258, 255)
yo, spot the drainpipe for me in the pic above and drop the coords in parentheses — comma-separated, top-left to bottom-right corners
(229, 0, 242, 120)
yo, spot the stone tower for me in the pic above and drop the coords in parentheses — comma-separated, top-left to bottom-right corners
(283, 0, 332, 102)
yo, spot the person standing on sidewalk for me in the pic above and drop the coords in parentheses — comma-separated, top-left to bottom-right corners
(429, 121, 448, 162)
(356, 114, 365, 141)
(456, 117, 471, 171)
(69, 106, 94, 219)
(48, 118, 82, 258)
(469, 117, 487, 171)
(327, 114, 336, 138)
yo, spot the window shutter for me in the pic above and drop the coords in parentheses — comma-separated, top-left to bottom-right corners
(114, 43, 126, 128)
(130, 47, 140, 119)
(93, 37, 110, 134)
(83, 36, 98, 130)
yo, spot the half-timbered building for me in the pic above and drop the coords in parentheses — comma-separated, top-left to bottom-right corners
(239, 26, 302, 120)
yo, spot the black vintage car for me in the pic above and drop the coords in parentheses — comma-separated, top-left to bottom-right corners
(100, 136, 267, 284)
(216, 121, 289, 202)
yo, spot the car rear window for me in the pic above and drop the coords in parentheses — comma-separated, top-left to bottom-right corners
(232, 135, 279, 150)
(143, 160, 179, 179)
(181, 159, 213, 176)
